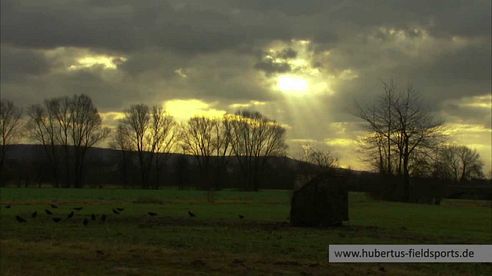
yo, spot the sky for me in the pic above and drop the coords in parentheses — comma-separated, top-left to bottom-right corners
(1, 0, 491, 173)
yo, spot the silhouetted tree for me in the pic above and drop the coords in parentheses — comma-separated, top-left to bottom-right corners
(48, 96, 72, 187)
(180, 116, 231, 190)
(298, 144, 338, 181)
(117, 104, 176, 188)
(212, 116, 232, 189)
(434, 145, 484, 182)
(27, 95, 109, 187)
(149, 106, 176, 188)
(68, 95, 110, 188)
(0, 99, 22, 179)
(110, 125, 132, 187)
(225, 111, 287, 191)
(356, 81, 444, 201)
(27, 103, 61, 186)
(303, 145, 338, 171)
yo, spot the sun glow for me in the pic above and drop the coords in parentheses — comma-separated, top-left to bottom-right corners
(164, 99, 225, 121)
(68, 55, 126, 70)
(277, 75, 309, 95)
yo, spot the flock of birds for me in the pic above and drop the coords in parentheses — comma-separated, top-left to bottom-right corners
(5, 204, 245, 225)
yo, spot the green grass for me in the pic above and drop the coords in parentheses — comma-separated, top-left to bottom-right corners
(1, 188, 491, 275)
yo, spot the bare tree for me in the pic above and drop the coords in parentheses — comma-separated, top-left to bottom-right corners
(27, 104, 60, 187)
(121, 104, 150, 187)
(356, 81, 444, 201)
(110, 124, 132, 187)
(0, 99, 22, 177)
(212, 116, 231, 189)
(180, 116, 217, 189)
(180, 116, 231, 190)
(149, 106, 177, 188)
(393, 88, 444, 199)
(225, 111, 287, 191)
(47, 97, 73, 187)
(117, 104, 176, 188)
(434, 145, 484, 182)
(27, 95, 109, 187)
(303, 145, 338, 171)
(356, 81, 399, 175)
(68, 94, 110, 188)
(296, 144, 338, 183)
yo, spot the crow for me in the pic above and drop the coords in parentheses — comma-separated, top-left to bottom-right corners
(5, 205, 11, 209)
(91, 214, 96, 221)
(116, 208, 124, 212)
(16, 216, 26, 223)
(147, 212, 157, 217)
(83, 218, 89, 226)
(52, 217, 61, 223)
(73, 207, 83, 211)
(50, 204, 58, 209)
(100, 214, 107, 222)
(112, 209, 120, 215)
(188, 211, 196, 217)
(66, 211, 74, 220)
(238, 215, 244, 219)
(45, 209, 53, 215)
(31, 211, 37, 218)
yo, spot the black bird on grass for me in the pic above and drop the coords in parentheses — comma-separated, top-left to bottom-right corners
(147, 212, 157, 217)
(5, 205, 11, 209)
(188, 211, 196, 218)
(116, 208, 124, 212)
(83, 218, 89, 226)
(238, 215, 244, 220)
(73, 207, 83, 211)
(112, 209, 120, 215)
(52, 217, 61, 223)
(66, 211, 74, 220)
(50, 204, 58, 209)
(16, 216, 26, 223)
(31, 211, 37, 218)
(91, 214, 96, 221)
(101, 214, 107, 223)
(45, 209, 53, 215)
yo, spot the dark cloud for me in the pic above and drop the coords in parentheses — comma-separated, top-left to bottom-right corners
(440, 95, 492, 128)
(0, 47, 52, 81)
(2, 0, 489, 56)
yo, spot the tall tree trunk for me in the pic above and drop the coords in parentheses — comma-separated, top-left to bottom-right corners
(460, 162, 467, 182)
(402, 141, 410, 202)
(0, 144, 5, 185)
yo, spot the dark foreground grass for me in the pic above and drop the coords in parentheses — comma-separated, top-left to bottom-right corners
(1, 188, 491, 275)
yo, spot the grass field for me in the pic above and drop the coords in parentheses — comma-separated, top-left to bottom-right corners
(1, 188, 491, 275)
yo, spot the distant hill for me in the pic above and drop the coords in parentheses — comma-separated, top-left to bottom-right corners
(4, 144, 304, 168)
(2, 144, 312, 189)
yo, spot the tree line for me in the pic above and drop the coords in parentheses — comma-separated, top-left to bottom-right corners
(0, 95, 287, 190)
(111, 107, 287, 190)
